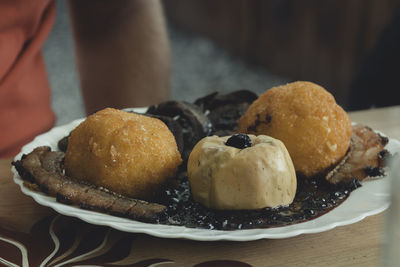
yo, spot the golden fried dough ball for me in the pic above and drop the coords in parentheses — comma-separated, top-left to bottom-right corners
(238, 81, 352, 177)
(64, 108, 182, 200)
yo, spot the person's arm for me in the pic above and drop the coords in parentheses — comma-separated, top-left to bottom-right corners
(68, 0, 170, 115)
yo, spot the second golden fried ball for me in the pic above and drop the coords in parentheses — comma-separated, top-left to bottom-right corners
(238, 81, 352, 177)
(64, 108, 182, 201)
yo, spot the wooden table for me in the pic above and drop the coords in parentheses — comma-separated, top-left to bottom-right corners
(1, 106, 399, 267)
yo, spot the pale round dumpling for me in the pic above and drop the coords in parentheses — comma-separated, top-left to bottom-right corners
(187, 134, 297, 210)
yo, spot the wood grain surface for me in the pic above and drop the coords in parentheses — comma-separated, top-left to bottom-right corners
(1, 106, 399, 266)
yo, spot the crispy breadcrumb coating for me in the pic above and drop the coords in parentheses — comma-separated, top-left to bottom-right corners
(238, 81, 352, 177)
(64, 108, 182, 200)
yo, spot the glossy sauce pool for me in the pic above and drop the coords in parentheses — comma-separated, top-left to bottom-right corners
(158, 172, 361, 230)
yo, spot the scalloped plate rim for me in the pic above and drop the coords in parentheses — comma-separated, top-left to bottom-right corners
(11, 112, 398, 241)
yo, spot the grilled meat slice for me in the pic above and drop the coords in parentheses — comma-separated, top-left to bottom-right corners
(57, 135, 69, 152)
(194, 90, 258, 136)
(146, 101, 212, 162)
(12, 146, 166, 223)
(194, 90, 258, 111)
(326, 124, 389, 184)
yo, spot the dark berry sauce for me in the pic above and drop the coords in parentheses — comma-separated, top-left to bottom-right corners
(225, 134, 252, 149)
(158, 172, 361, 230)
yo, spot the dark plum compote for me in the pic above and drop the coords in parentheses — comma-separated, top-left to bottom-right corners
(158, 172, 361, 230)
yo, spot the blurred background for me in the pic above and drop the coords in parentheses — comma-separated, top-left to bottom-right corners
(45, 0, 400, 126)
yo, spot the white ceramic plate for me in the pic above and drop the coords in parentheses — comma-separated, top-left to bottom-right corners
(11, 114, 399, 241)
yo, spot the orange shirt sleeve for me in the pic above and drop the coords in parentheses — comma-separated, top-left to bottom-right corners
(0, 0, 56, 158)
